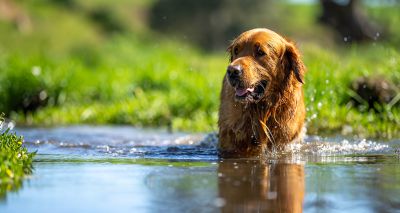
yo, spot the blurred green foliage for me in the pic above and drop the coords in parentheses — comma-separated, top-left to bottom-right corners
(149, 0, 272, 50)
(0, 114, 35, 199)
(0, 1, 399, 138)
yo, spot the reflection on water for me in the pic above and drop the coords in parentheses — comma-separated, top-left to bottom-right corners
(141, 159, 305, 212)
(304, 156, 400, 213)
(218, 160, 304, 213)
(0, 126, 399, 212)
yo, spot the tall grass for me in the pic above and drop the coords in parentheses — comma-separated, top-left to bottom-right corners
(302, 43, 400, 138)
(1, 36, 399, 138)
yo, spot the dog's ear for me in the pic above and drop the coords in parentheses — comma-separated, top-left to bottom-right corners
(282, 42, 305, 84)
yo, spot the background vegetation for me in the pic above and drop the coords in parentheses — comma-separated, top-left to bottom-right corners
(0, 0, 399, 139)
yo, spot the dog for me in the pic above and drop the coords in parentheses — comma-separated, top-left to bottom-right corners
(218, 28, 306, 158)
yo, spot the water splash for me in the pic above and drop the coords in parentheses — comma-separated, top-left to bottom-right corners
(16, 126, 399, 162)
(287, 138, 392, 156)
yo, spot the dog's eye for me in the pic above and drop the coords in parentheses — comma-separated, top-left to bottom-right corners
(233, 47, 239, 55)
(255, 46, 266, 57)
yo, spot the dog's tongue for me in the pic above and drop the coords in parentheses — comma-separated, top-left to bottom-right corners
(236, 88, 254, 96)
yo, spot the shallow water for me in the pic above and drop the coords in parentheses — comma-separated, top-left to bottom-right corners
(1, 126, 400, 213)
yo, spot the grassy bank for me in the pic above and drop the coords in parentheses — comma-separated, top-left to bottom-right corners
(1, 39, 399, 138)
(0, 115, 35, 198)
(0, 36, 224, 131)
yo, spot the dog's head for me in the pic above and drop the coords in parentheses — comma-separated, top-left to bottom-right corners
(226, 28, 305, 103)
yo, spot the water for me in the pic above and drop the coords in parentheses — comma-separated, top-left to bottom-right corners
(1, 126, 400, 213)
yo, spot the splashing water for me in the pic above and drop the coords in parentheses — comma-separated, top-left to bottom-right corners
(287, 138, 392, 156)
(16, 126, 399, 161)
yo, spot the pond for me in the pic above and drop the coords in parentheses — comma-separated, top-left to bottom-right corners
(1, 126, 400, 212)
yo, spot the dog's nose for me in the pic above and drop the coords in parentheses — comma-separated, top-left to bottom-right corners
(227, 65, 242, 78)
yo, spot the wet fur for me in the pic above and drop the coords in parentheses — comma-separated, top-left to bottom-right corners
(218, 28, 306, 158)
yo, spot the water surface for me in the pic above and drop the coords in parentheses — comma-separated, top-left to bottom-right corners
(1, 126, 400, 213)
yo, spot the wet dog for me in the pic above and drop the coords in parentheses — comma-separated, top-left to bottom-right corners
(218, 28, 306, 158)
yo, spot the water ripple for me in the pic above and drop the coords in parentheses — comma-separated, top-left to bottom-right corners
(16, 126, 399, 161)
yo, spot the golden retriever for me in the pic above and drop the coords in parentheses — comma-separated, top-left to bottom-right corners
(218, 28, 306, 158)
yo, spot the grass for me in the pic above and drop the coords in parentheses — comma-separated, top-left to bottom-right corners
(303, 43, 400, 139)
(1, 36, 224, 131)
(0, 1, 399, 139)
(0, 114, 35, 198)
(1, 39, 399, 139)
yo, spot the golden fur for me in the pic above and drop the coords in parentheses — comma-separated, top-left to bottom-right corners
(218, 28, 306, 158)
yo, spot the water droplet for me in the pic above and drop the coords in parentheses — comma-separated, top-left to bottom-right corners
(374, 32, 380, 40)
(213, 197, 226, 207)
(311, 114, 317, 119)
(267, 191, 277, 199)
(7, 121, 15, 130)
(31, 66, 41, 76)
(39, 90, 48, 101)
(341, 125, 353, 135)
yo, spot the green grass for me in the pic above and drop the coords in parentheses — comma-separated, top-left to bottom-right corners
(0, 114, 35, 198)
(303, 43, 400, 139)
(1, 36, 224, 131)
(0, 1, 399, 139)
(1, 38, 399, 139)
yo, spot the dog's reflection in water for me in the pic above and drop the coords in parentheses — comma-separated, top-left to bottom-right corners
(218, 160, 304, 213)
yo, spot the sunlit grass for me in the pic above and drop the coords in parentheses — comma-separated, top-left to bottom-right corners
(303, 43, 400, 139)
(1, 38, 399, 139)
